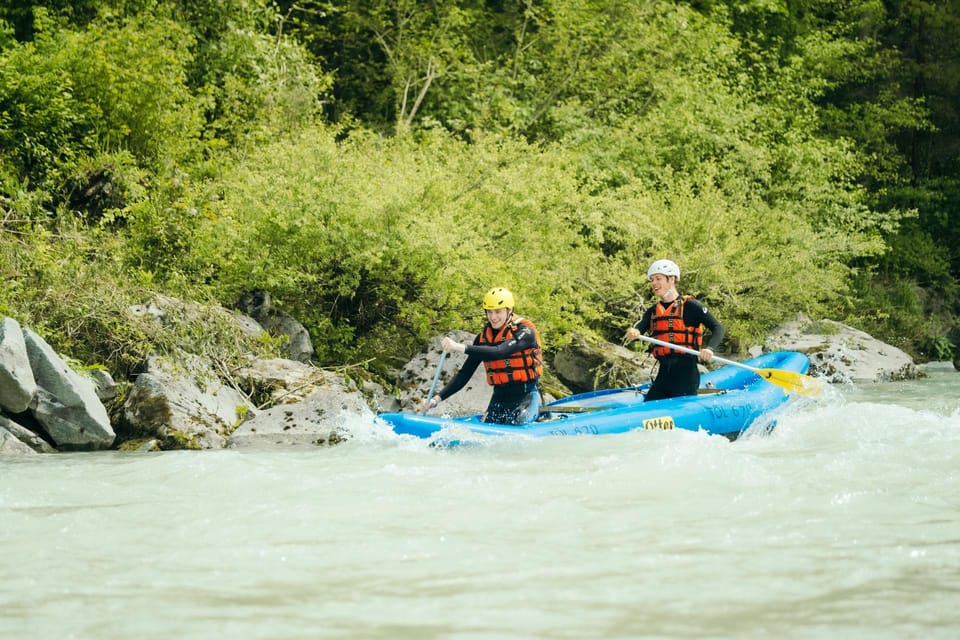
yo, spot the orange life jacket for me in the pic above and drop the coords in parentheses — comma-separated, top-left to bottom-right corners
(649, 296, 703, 358)
(479, 316, 544, 386)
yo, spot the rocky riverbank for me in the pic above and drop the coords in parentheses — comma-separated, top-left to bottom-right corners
(0, 297, 937, 455)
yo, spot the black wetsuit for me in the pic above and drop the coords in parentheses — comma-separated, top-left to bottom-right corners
(636, 298, 725, 401)
(435, 320, 541, 425)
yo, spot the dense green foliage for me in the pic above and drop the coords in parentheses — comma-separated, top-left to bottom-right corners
(1, 0, 958, 380)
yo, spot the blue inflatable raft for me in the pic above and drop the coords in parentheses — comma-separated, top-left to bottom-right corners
(377, 351, 813, 441)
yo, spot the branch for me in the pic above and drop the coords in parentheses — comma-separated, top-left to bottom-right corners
(403, 59, 436, 129)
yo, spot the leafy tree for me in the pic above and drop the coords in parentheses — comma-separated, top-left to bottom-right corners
(173, 0, 333, 143)
(277, 0, 489, 133)
(871, 0, 960, 293)
(0, 7, 204, 221)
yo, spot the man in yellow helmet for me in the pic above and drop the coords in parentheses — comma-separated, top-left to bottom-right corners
(421, 287, 544, 425)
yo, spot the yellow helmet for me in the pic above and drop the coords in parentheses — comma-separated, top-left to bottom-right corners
(482, 287, 515, 310)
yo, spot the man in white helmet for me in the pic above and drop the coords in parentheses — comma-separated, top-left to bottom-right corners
(421, 287, 544, 424)
(624, 259, 725, 400)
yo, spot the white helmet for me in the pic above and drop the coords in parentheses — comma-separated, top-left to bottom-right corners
(647, 259, 680, 281)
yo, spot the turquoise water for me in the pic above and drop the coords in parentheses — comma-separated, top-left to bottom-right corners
(2, 369, 959, 639)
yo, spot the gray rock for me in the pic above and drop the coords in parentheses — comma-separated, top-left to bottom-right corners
(127, 300, 165, 322)
(761, 315, 919, 383)
(122, 354, 249, 449)
(88, 368, 118, 402)
(227, 360, 373, 448)
(234, 313, 267, 338)
(0, 317, 37, 413)
(364, 379, 400, 414)
(237, 290, 314, 363)
(233, 357, 329, 405)
(394, 332, 489, 417)
(0, 415, 57, 453)
(552, 334, 655, 394)
(228, 387, 372, 448)
(23, 328, 114, 449)
(0, 426, 36, 455)
(135, 439, 160, 452)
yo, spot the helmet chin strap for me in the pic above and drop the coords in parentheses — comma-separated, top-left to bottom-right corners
(661, 287, 679, 301)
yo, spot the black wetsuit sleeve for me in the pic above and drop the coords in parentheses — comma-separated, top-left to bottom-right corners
(684, 300, 725, 351)
(635, 307, 655, 335)
(463, 323, 539, 360)
(436, 334, 484, 401)
(436, 354, 482, 400)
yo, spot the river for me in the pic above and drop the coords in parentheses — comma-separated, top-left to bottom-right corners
(2, 367, 959, 639)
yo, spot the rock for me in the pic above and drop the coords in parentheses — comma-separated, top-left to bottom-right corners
(121, 353, 249, 449)
(127, 300, 165, 322)
(762, 315, 919, 383)
(136, 439, 160, 452)
(393, 332, 489, 417)
(0, 426, 36, 455)
(364, 379, 400, 414)
(234, 313, 267, 338)
(127, 293, 268, 349)
(228, 386, 372, 448)
(227, 359, 373, 448)
(552, 334, 654, 394)
(0, 415, 57, 453)
(236, 290, 314, 363)
(232, 357, 329, 404)
(0, 317, 38, 413)
(88, 368, 118, 402)
(118, 354, 376, 450)
(23, 328, 115, 450)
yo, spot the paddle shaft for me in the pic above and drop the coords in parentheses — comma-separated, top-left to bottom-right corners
(634, 335, 761, 374)
(426, 351, 448, 402)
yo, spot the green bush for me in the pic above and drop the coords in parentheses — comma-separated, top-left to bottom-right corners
(1, 0, 955, 384)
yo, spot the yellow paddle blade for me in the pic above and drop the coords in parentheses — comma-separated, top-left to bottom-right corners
(757, 368, 824, 397)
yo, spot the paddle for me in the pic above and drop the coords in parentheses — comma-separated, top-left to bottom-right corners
(539, 404, 609, 414)
(634, 335, 823, 397)
(423, 351, 448, 411)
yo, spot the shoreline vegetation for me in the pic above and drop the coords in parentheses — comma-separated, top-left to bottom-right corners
(1, 1, 959, 448)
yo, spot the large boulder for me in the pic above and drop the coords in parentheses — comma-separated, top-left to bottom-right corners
(227, 359, 374, 448)
(24, 328, 115, 450)
(121, 353, 249, 449)
(761, 316, 919, 383)
(231, 357, 333, 405)
(0, 415, 57, 453)
(392, 332, 490, 417)
(552, 334, 655, 394)
(227, 387, 372, 448)
(0, 426, 35, 455)
(0, 317, 37, 413)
